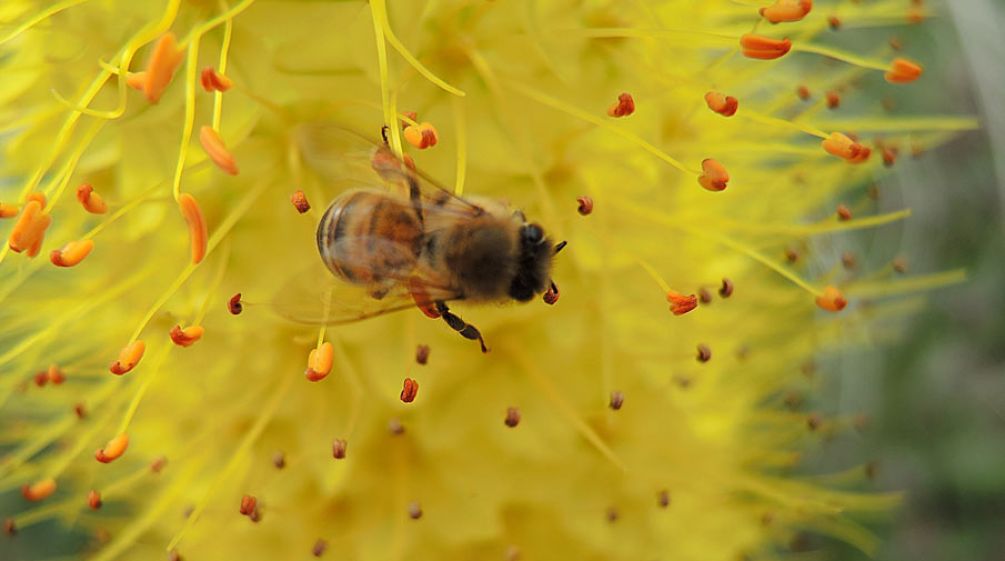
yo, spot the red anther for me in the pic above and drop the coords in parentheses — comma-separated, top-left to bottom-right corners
(415, 344, 430, 365)
(199, 67, 233, 92)
(885, 58, 923, 84)
(836, 204, 853, 221)
(740, 34, 792, 60)
(504, 406, 521, 428)
(606, 92, 635, 117)
(704, 91, 738, 117)
(34, 371, 48, 387)
(199, 126, 239, 175)
(760, 0, 813, 23)
(407, 502, 423, 520)
(290, 190, 311, 213)
(272, 452, 286, 469)
(306, 342, 334, 382)
(150, 456, 168, 473)
(21, 478, 56, 501)
(87, 490, 102, 510)
(609, 391, 625, 410)
(403, 122, 438, 149)
(815, 285, 848, 312)
(228, 293, 243, 315)
(239, 495, 257, 516)
(47, 365, 65, 385)
(796, 85, 811, 100)
(3, 518, 15, 535)
(169, 325, 205, 347)
(666, 290, 698, 316)
(697, 158, 729, 192)
(332, 439, 347, 459)
(696, 344, 712, 363)
(657, 489, 671, 508)
(576, 195, 594, 216)
(719, 278, 734, 298)
(400, 378, 419, 403)
(825, 91, 840, 109)
(312, 539, 328, 557)
(828, 16, 842, 30)
(95, 433, 129, 463)
(75, 184, 108, 214)
(110, 341, 145, 375)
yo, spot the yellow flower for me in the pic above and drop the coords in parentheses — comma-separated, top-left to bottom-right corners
(0, 1, 975, 560)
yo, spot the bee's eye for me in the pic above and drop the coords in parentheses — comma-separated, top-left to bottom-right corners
(522, 224, 544, 245)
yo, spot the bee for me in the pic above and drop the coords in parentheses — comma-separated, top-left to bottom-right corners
(275, 126, 564, 353)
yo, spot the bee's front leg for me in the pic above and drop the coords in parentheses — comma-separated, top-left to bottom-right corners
(434, 301, 488, 353)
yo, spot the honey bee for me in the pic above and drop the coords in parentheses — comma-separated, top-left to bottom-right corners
(275, 126, 564, 353)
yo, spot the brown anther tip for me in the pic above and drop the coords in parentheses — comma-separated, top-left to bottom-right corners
(109, 341, 146, 375)
(74, 403, 87, 419)
(403, 122, 439, 149)
(698, 158, 729, 192)
(150, 456, 168, 473)
(272, 452, 286, 469)
(704, 91, 739, 117)
(332, 438, 347, 459)
(740, 34, 792, 60)
(696, 343, 712, 363)
(606, 92, 635, 117)
(885, 58, 923, 84)
(719, 277, 734, 298)
(312, 539, 328, 557)
(177, 193, 208, 264)
(784, 392, 804, 410)
(75, 184, 108, 214)
(828, 15, 841, 30)
(407, 502, 423, 519)
(698, 287, 713, 304)
(666, 291, 698, 316)
(892, 256, 908, 274)
(609, 390, 625, 410)
(505, 545, 522, 561)
(167, 551, 182, 561)
(400, 377, 419, 403)
(806, 413, 822, 431)
(199, 126, 239, 175)
(825, 91, 840, 110)
(576, 195, 594, 216)
(87, 490, 102, 510)
(199, 67, 233, 92)
(504, 406, 521, 428)
(248, 509, 261, 523)
(657, 489, 671, 508)
(95, 433, 129, 463)
(169, 325, 205, 347)
(239, 495, 257, 516)
(889, 37, 903, 51)
(228, 293, 243, 315)
(815, 285, 847, 312)
(415, 344, 430, 365)
(3, 518, 15, 536)
(836, 204, 853, 221)
(21, 478, 57, 502)
(291, 190, 311, 214)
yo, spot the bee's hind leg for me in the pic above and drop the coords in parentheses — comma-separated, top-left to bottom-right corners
(435, 301, 488, 353)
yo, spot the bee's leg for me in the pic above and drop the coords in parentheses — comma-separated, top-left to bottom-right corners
(406, 173, 424, 227)
(434, 301, 488, 353)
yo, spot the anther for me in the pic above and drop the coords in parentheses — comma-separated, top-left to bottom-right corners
(74, 403, 87, 419)
(892, 256, 908, 274)
(704, 91, 738, 117)
(885, 58, 923, 84)
(760, 0, 813, 23)
(719, 278, 734, 298)
(822, 132, 871, 163)
(796, 85, 811, 101)
(177, 194, 208, 264)
(576, 195, 594, 215)
(3, 518, 15, 535)
(291, 190, 311, 213)
(312, 539, 327, 557)
(841, 251, 857, 270)
(415, 344, 430, 365)
(150, 456, 168, 473)
(606, 507, 619, 523)
(815, 285, 847, 312)
(784, 247, 800, 263)
(76, 184, 108, 214)
(543, 281, 560, 305)
(88, 490, 103, 510)
(825, 91, 840, 110)
(47, 365, 65, 385)
(26, 193, 46, 206)
(168, 550, 182, 561)
(504, 406, 521, 428)
(387, 418, 405, 435)
(272, 452, 286, 469)
(666, 290, 698, 316)
(8, 200, 51, 257)
(169, 325, 205, 347)
(95, 433, 129, 463)
(740, 34, 792, 60)
(697, 158, 729, 191)
(34, 371, 48, 387)
(806, 413, 822, 431)
(828, 15, 842, 30)
(606, 92, 635, 117)
(657, 489, 671, 508)
(110, 341, 145, 375)
(200, 67, 233, 93)
(50, 239, 94, 267)
(609, 390, 625, 410)
(0, 203, 18, 218)
(698, 287, 713, 304)
(306, 342, 334, 381)
(228, 293, 243, 315)
(836, 204, 852, 221)
(199, 126, 239, 175)
(21, 478, 57, 501)
(407, 502, 423, 520)
(400, 378, 419, 403)
(332, 439, 347, 459)
(138, 33, 184, 103)
(403, 122, 439, 149)
(696, 344, 712, 363)
(401, 111, 418, 128)
(239, 495, 257, 516)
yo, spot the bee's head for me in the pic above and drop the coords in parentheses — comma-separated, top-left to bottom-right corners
(508, 223, 555, 302)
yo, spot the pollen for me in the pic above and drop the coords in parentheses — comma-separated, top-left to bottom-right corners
(740, 34, 792, 60)
(400, 377, 419, 403)
(815, 286, 848, 312)
(403, 122, 439, 149)
(760, 0, 812, 23)
(704, 91, 738, 117)
(606, 92, 635, 118)
(305, 342, 334, 382)
(666, 290, 698, 316)
(8, 200, 52, 257)
(137, 33, 184, 103)
(822, 132, 871, 163)
(178, 194, 208, 265)
(110, 340, 146, 375)
(698, 159, 729, 192)
(50, 239, 95, 267)
(885, 58, 924, 84)
(95, 433, 130, 463)
(199, 126, 239, 175)
(21, 478, 57, 502)
(200, 67, 234, 92)
(169, 325, 205, 347)
(75, 184, 108, 214)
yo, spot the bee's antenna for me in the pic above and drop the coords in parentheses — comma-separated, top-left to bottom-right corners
(554, 241, 568, 255)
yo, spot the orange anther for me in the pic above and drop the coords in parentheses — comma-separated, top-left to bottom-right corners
(740, 34, 792, 60)
(239, 495, 257, 516)
(169, 325, 205, 347)
(760, 0, 813, 23)
(825, 91, 840, 109)
(291, 190, 311, 214)
(400, 377, 419, 403)
(666, 290, 698, 316)
(150, 456, 168, 473)
(576, 195, 594, 216)
(8, 200, 51, 257)
(403, 122, 439, 149)
(836, 204, 853, 221)
(87, 490, 102, 510)
(34, 371, 48, 387)
(401, 111, 418, 128)
(0, 203, 18, 218)
(815, 285, 847, 312)
(75, 184, 108, 214)
(21, 478, 56, 501)
(606, 92, 635, 117)
(110, 340, 145, 375)
(26, 192, 46, 206)
(47, 365, 65, 385)
(140, 33, 184, 103)
(828, 16, 842, 30)
(178, 193, 208, 265)
(697, 158, 729, 192)
(126, 71, 148, 91)
(50, 239, 94, 267)
(200, 67, 233, 92)
(796, 85, 811, 101)
(882, 147, 898, 167)
(199, 126, 239, 175)
(305, 342, 334, 382)
(704, 91, 738, 117)
(95, 433, 129, 463)
(885, 58, 923, 84)
(821, 132, 871, 163)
